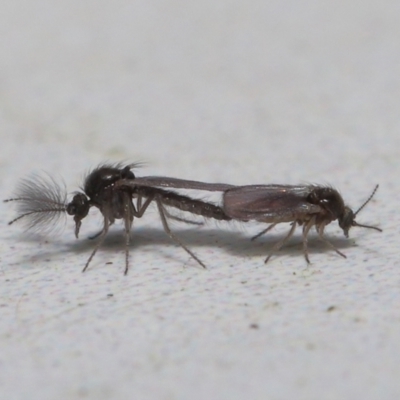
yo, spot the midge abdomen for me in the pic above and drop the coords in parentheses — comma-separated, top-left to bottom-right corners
(135, 186, 231, 221)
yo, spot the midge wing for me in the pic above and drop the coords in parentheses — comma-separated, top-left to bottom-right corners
(223, 185, 321, 222)
(119, 176, 235, 192)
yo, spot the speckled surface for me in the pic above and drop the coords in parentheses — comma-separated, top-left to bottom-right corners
(1, 1, 400, 399)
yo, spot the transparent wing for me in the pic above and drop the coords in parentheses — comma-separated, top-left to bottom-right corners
(119, 176, 235, 192)
(223, 185, 321, 222)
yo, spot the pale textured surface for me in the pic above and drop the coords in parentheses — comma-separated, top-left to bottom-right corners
(1, 1, 399, 399)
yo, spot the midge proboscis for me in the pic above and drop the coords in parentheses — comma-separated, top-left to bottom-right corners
(4, 163, 233, 274)
(118, 179, 382, 263)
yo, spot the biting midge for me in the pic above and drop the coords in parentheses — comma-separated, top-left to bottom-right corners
(5, 164, 230, 274)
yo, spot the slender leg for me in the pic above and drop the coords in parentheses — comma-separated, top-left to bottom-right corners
(252, 223, 278, 241)
(124, 222, 131, 275)
(264, 222, 297, 264)
(123, 196, 134, 275)
(136, 195, 142, 211)
(83, 195, 154, 274)
(82, 217, 109, 273)
(155, 197, 206, 269)
(134, 194, 154, 217)
(316, 223, 347, 259)
(302, 218, 315, 264)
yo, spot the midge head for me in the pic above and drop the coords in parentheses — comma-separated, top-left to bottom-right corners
(4, 163, 138, 237)
(338, 185, 382, 237)
(307, 184, 382, 237)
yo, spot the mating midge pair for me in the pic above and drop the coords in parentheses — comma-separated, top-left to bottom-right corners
(4, 163, 382, 274)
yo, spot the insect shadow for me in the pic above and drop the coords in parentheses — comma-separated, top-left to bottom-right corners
(3, 224, 357, 272)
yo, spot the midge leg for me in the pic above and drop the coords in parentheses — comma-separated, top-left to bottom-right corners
(122, 192, 135, 275)
(84, 194, 155, 274)
(134, 194, 155, 218)
(124, 215, 133, 275)
(121, 194, 155, 274)
(82, 217, 110, 273)
(264, 222, 297, 264)
(251, 223, 278, 241)
(155, 197, 206, 269)
(124, 203, 134, 275)
(315, 222, 347, 259)
(301, 217, 315, 264)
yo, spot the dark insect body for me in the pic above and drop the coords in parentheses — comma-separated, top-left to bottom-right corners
(5, 164, 230, 274)
(222, 184, 382, 263)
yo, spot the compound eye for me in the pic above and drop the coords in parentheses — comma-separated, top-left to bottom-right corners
(66, 203, 77, 215)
